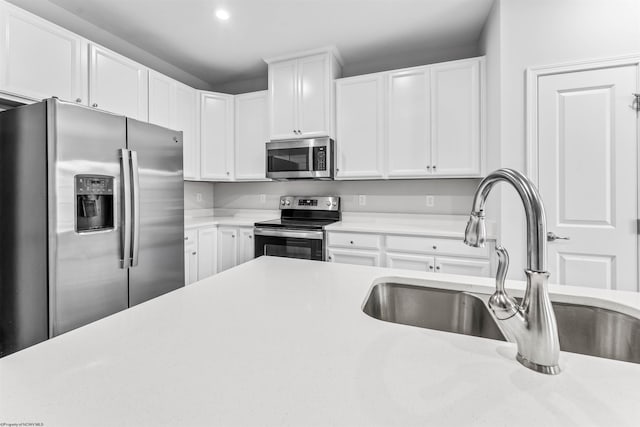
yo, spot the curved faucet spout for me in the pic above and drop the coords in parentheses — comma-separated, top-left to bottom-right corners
(464, 168, 560, 375)
(465, 168, 547, 272)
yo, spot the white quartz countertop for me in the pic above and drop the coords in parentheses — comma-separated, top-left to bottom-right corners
(184, 209, 278, 229)
(325, 213, 496, 239)
(2, 257, 640, 427)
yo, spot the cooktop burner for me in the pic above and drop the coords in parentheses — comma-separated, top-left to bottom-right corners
(255, 196, 341, 231)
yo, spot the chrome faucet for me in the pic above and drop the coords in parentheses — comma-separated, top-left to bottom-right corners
(464, 168, 561, 375)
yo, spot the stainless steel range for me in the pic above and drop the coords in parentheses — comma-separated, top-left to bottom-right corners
(254, 196, 341, 261)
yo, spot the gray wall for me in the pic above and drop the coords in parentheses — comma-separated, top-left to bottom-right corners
(213, 179, 480, 214)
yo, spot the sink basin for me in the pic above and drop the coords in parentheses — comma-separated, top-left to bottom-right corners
(363, 282, 640, 364)
(362, 283, 505, 341)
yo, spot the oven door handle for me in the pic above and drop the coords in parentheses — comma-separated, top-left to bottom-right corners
(254, 228, 324, 240)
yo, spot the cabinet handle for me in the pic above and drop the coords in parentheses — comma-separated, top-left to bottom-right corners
(328, 256, 332, 261)
(226, 171, 230, 175)
(427, 166, 431, 170)
(429, 265, 434, 270)
(297, 129, 301, 134)
(75, 98, 82, 103)
(432, 245, 437, 250)
(192, 252, 196, 255)
(436, 266, 441, 271)
(350, 240, 354, 245)
(92, 103, 98, 108)
(184, 237, 188, 240)
(232, 234, 235, 238)
(433, 165, 437, 170)
(249, 235, 252, 239)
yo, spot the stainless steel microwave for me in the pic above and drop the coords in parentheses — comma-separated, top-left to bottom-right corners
(265, 137, 335, 180)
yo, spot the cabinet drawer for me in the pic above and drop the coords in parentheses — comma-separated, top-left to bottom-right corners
(327, 232, 381, 250)
(385, 235, 490, 258)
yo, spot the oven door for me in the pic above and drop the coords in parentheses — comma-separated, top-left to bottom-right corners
(254, 228, 325, 261)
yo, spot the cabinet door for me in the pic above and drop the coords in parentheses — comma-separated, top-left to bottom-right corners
(385, 252, 435, 272)
(387, 68, 430, 178)
(217, 227, 239, 272)
(238, 227, 255, 265)
(200, 92, 234, 180)
(197, 227, 217, 280)
(148, 70, 175, 128)
(176, 83, 199, 180)
(89, 44, 148, 120)
(235, 91, 268, 180)
(269, 59, 298, 140)
(435, 257, 490, 277)
(0, 3, 85, 103)
(298, 54, 330, 138)
(335, 74, 385, 179)
(430, 60, 481, 176)
(327, 248, 380, 267)
(184, 230, 198, 285)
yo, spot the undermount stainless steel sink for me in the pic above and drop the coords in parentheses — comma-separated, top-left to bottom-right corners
(363, 282, 640, 364)
(362, 283, 505, 341)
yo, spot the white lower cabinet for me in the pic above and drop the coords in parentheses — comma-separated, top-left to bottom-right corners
(197, 227, 217, 280)
(217, 226, 254, 273)
(184, 230, 198, 285)
(327, 248, 381, 267)
(327, 231, 493, 277)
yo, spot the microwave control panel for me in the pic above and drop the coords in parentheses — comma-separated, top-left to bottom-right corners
(313, 146, 327, 171)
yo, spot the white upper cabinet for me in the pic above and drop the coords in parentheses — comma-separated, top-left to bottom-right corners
(200, 91, 234, 181)
(235, 91, 268, 180)
(387, 68, 431, 178)
(89, 44, 148, 120)
(335, 74, 385, 179)
(175, 83, 199, 180)
(266, 48, 342, 140)
(386, 58, 484, 178)
(0, 2, 85, 103)
(148, 70, 174, 128)
(430, 59, 482, 176)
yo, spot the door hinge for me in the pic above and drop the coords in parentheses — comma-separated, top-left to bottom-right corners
(633, 93, 640, 112)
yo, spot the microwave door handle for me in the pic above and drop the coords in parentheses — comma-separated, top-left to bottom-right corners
(130, 150, 140, 267)
(119, 149, 132, 269)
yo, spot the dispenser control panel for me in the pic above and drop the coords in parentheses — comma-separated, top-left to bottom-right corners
(75, 175, 115, 233)
(76, 176, 114, 195)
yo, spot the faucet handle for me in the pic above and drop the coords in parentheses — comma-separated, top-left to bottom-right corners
(488, 246, 519, 320)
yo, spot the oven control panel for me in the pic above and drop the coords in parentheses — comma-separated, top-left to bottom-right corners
(279, 196, 340, 211)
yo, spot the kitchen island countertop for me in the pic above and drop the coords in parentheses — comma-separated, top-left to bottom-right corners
(1, 257, 639, 427)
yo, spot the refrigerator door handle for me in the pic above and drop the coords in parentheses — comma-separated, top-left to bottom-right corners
(130, 150, 140, 267)
(119, 149, 132, 269)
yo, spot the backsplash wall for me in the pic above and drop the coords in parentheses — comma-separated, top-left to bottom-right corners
(184, 181, 215, 209)
(213, 179, 481, 215)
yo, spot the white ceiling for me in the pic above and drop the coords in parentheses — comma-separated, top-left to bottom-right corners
(8, 0, 494, 91)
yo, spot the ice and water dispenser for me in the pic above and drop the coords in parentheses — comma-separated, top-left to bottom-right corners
(75, 175, 114, 233)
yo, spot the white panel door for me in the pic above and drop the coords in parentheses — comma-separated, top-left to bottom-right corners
(435, 257, 490, 277)
(89, 44, 148, 120)
(387, 68, 430, 177)
(217, 227, 239, 272)
(235, 91, 268, 180)
(298, 54, 329, 137)
(197, 227, 217, 280)
(184, 230, 198, 285)
(538, 65, 639, 291)
(148, 70, 174, 128)
(269, 59, 298, 140)
(430, 59, 481, 176)
(386, 253, 434, 272)
(335, 74, 385, 179)
(327, 248, 381, 267)
(175, 83, 199, 180)
(200, 92, 234, 180)
(238, 227, 255, 265)
(0, 2, 85, 103)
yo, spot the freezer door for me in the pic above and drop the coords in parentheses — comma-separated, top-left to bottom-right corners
(49, 99, 129, 336)
(127, 119, 184, 306)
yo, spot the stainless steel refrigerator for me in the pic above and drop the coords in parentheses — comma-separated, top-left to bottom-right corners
(0, 98, 184, 357)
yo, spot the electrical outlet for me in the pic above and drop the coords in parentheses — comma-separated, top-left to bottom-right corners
(260, 194, 266, 203)
(196, 193, 203, 202)
(359, 195, 366, 206)
(426, 195, 434, 207)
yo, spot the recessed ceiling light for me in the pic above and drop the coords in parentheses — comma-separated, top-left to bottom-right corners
(215, 9, 230, 20)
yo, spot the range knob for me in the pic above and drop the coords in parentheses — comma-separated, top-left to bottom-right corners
(281, 199, 286, 206)
(326, 201, 331, 207)
(285, 200, 291, 206)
